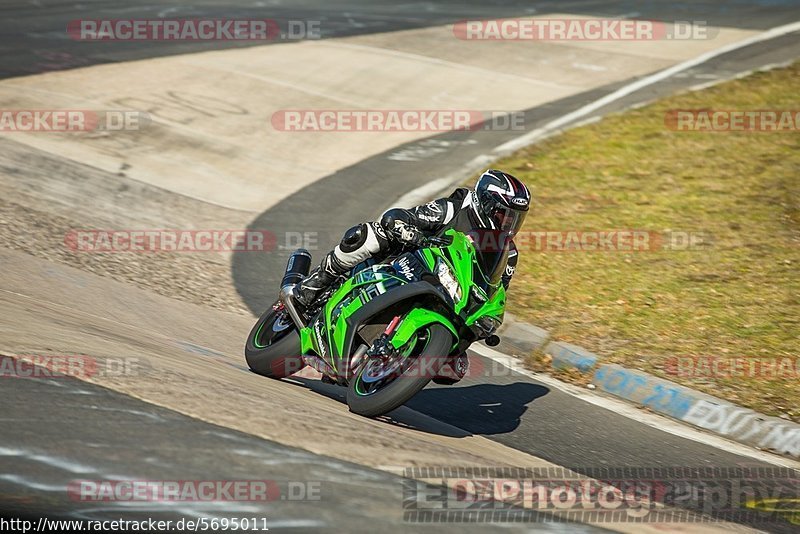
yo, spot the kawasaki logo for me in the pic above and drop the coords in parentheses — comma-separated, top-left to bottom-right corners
(396, 257, 415, 280)
(314, 322, 327, 358)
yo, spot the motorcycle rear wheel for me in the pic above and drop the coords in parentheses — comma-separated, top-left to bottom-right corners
(245, 304, 305, 378)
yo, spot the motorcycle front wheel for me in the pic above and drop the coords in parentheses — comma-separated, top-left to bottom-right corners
(346, 324, 452, 417)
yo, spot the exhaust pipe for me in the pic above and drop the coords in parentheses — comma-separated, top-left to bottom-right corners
(281, 248, 312, 288)
(280, 249, 312, 329)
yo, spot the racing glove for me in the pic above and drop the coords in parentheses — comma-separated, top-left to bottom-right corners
(381, 214, 425, 248)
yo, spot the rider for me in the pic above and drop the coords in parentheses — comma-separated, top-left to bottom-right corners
(293, 169, 531, 318)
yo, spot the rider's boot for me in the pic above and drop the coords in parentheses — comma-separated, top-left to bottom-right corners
(433, 352, 470, 385)
(293, 252, 346, 310)
(294, 222, 386, 310)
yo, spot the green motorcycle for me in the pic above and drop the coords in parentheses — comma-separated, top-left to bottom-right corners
(244, 228, 507, 417)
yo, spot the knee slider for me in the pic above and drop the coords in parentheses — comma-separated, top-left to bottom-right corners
(340, 223, 369, 253)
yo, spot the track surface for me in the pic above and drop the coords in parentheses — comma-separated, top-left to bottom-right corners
(232, 27, 800, 467)
(2, 356, 603, 533)
(3, 0, 798, 79)
(226, 20, 800, 532)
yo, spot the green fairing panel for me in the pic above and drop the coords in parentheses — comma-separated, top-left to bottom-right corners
(439, 229, 506, 323)
(466, 284, 506, 326)
(300, 229, 507, 365)
(300, 327, 315, 354)
(390, 308, 457, 349)
(324, 266, 408, 359)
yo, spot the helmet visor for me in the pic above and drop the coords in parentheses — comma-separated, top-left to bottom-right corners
(491, 205, 526, 237)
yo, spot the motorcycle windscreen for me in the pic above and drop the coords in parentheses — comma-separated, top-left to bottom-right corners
(469, 230, 511, 287)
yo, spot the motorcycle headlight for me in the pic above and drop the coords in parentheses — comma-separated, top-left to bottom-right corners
(436, 259, 462, 303)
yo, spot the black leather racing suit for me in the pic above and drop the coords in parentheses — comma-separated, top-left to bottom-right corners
(298, 187, 518, 304)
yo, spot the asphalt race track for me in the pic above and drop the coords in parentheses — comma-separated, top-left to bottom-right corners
(232, 27, 800, 470)
(3, 0, 798, 79)
(1, 0, 799, 532)
(2, 355, 605, 533)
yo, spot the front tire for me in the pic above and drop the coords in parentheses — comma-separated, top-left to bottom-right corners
(346, 324, 452, 417)
(245, 304, 305, 378)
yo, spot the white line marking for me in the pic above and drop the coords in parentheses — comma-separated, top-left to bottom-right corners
(572, 62, 607, 72)
(0, 288, 248, 351)
(391, 21, 800, 210)
(687, 59, 797, 92)
(322, 41, 582, 91)
(494, 19, 800, 155)
(0, 447, 97, 473)
(470, 344, 800, 469)
(0, 474, 65, 492)
(180, 60, 368, 107)
(27, 453, 97, 473)
(393, 154, 493, 207)
(157, 7, 179, 18)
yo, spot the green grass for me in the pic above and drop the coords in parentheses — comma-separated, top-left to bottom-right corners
(488, 62, 799, 420)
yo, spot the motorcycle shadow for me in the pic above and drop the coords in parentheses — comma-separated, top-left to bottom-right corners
(406, 382, 549, 436)
(286, 377, 547, 438)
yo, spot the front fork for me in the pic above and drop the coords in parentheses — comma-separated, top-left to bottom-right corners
(349, 315, 403, 379)
(360, 311, 464, 382)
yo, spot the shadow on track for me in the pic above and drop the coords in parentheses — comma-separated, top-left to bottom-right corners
(405, 382, 549, 435)
(283, 375, 548, 437)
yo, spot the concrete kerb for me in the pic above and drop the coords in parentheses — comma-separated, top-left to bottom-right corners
(545, 341, 598, 373)
(591, 364, 800, 458)
(495, 313, 550, 357)
(500, 315, 800, 460)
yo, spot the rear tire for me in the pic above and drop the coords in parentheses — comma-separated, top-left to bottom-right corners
(245, 304, 305, 378)
(346, 324, 451, 417)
